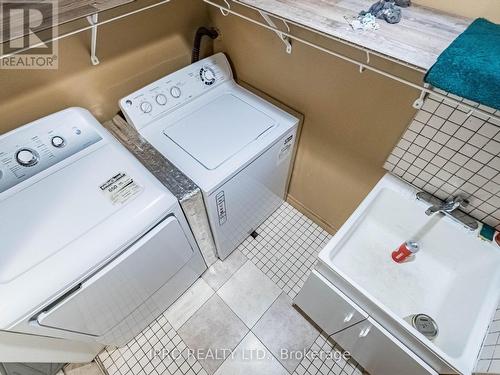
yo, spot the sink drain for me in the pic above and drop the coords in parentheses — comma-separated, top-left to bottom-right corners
(406, 314, 439, 340)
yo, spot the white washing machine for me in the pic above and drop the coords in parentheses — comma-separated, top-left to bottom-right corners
(0, 108, 206, 359)
(120, 53, 299, 259)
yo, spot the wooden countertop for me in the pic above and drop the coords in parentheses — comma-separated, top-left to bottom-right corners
(235, 0, 472, 70)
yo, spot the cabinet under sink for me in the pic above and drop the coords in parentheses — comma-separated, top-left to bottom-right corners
(295, 270, 438, 375)
(294, 174, 500, 375)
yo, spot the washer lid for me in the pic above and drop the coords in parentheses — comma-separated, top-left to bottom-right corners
(163, 94, 275, 170)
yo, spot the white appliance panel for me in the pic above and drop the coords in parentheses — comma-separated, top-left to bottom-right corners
(0, 145, 148, 284)
(120, 53, 299, 260)
(0, 109, 102, 195)
(164, 94, 275, 169)
(120, 53, 232, 130)
(1, 107, 207, 354)
(140, 82, 298, 195)
(206, 131, 296, 259)
(36, 215, 194, 337)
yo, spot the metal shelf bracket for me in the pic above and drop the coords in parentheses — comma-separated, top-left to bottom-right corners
(258, 11, 292, 54)
(413, 83, 429, 109)
(87, 13, 100, 65)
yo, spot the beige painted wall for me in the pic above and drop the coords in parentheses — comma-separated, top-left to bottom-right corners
(209, 0, 499, 231)
(414, 0, 500, 23)
(210, 4, 424, 231)
(0, 0, 495, 232)
(0, 0, 210, 134)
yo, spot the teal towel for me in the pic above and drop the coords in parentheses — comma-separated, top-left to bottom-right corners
(425, 18, 500, 111)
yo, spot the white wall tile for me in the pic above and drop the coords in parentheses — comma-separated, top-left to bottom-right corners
(474, 150, 495, 164)
(441, 122, 460, 135)
(479, 123, 500, 138)
(447, 136, 465, 150)
(454, 127, 475, 141)
(384, 91, 500, 231)
(484, 140, 500, 155)
(428, 115, 446, 129)
(436, 103, 454, 118)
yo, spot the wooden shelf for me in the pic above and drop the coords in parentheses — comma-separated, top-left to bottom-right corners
(235, 0, 472, 70)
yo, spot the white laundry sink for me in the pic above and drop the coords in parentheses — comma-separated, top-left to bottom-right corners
(317, 174, 500, 375)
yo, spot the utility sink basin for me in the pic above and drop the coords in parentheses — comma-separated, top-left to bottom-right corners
(317, 174, 500, 375)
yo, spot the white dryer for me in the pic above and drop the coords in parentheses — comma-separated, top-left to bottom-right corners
(0, 108, 206, 356)
(120, 53, 299, 259)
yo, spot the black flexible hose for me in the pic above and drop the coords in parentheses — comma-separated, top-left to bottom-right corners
(192, 27, 219, 63)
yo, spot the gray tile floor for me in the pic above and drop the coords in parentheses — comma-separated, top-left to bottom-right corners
(98, 203, 366, 375)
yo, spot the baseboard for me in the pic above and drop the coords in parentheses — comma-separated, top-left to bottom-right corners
(286, 195, 337, 234)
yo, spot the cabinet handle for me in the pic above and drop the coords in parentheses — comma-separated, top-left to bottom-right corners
(359, 326, 371, 338)
(344, 312, 354, 323)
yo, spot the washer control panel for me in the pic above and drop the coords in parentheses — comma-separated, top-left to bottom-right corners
(0, 116, 102, 194)
(120, 53, 233, 130)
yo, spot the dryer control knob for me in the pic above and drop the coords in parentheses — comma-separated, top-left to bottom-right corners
(16, 149, 39, 167)
(155, 94, 167, 106)
(140, 101, 153, 113)
(170, 86, 181, 98)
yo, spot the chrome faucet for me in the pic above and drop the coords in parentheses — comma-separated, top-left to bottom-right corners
(416, 192, 478, 231)
(424, 195, 466, 216)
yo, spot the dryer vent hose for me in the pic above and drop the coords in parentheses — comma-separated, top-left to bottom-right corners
(192, 27, 219, 63)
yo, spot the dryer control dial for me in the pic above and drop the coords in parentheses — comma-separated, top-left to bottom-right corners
(200, 66, 216, 85)
(140, 101, 153, 113)
(16, 148, 39, 167)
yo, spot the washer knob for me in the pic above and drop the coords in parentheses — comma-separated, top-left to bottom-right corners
(16, 149, 38, 167)
(140, 101, 153, 113)
(51, 136, 65, 148)
(170, 86, 181, 98)
(200, 67, 216, 85)
(155, 94, 167, 106)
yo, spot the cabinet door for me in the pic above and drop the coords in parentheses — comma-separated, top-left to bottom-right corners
(294, 270, 367, 335)
(332, 318, 438, 375)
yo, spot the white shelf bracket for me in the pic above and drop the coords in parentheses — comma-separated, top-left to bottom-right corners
(413, 83, 430, 109)
(359, 51, 370, 73)
(258, 10, 292, 54)
(86, 13, 100, 65)
(220, 0, 230, 16)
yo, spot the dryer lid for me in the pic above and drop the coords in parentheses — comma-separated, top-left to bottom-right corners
(163, 94, 275, 170)
(0, 144, 171, 285)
